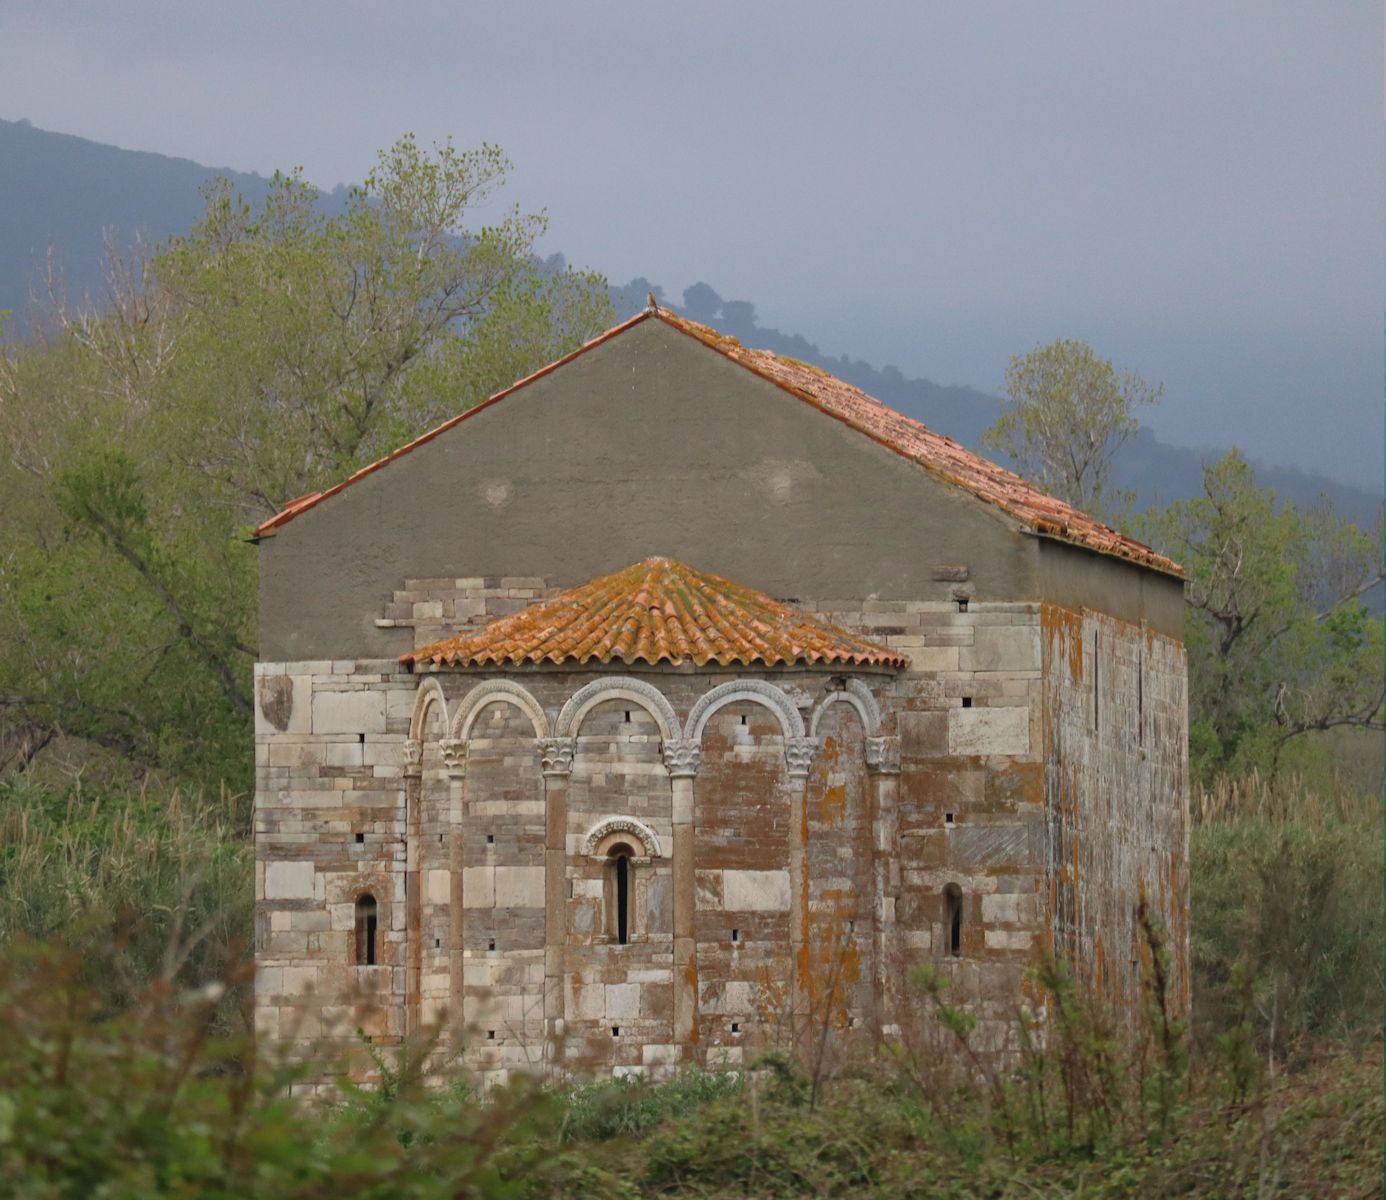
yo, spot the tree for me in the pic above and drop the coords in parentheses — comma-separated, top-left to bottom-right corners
(1139, 449, 1384, 780)
(983, 338, 1161, 514)
(0, 136, 614, 789)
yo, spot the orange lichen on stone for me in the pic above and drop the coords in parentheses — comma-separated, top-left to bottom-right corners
(403, 557, 908, 671)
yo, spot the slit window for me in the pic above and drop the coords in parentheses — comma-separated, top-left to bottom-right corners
(355, 894, 378, 966)
(961, 696, 972, 708)
(615, 853, 630, 944)
(944, 884, 963, 957)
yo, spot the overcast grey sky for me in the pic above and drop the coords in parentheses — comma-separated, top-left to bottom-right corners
(1, 1, 1381, 487)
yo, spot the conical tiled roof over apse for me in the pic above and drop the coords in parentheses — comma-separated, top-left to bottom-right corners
(402, 557, 908, 671)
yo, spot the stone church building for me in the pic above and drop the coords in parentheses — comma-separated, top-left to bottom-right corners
(252, 303, 1189, 1085)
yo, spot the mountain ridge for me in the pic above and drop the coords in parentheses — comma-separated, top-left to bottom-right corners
(2, 117, 1376, 527)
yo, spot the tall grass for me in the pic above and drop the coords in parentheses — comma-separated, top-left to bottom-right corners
(1189, 769, 1382, 1052)
(0, 777, 252, 1019)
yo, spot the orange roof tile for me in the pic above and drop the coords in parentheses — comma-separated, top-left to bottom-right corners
(403, 557, 908, 671)
(253, 305, 1180, 577)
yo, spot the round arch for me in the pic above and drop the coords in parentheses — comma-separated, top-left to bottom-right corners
(684, 678, 805, 743)
(808, 678, 882, 739)
(582, 815, 663, 859)
(554, 677, 679, 741)
(408, 677, 451, 743)
(451, 678, 549, 741)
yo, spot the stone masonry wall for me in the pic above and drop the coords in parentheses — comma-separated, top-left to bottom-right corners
(1041, 604, 1190, 1020)
(254, 572, 1177, 1087)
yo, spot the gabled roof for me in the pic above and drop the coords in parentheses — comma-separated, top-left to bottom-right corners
(403, 556, 907, 671)
(253, 304, 1180, 577)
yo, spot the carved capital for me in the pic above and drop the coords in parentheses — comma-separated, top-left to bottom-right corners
(439, 737, 468, 778)
(403, 738, 424, 777)
(784, 736, 819, 777)
(865, 735, 901, 774)
(539, 736, 575, 777)
(661, 738, 702, 778)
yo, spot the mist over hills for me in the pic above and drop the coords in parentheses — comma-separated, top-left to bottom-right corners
(2, 117, 1376, 528)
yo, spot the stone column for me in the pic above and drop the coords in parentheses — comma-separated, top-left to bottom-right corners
(539, 736, 575, 1075)
(402, 738, 423, 1041)
(784, 735, 818, 1054)
(865, 735, 902, 1036)
(661, 738, 703, 1058)
(439, 737, 468, 1046)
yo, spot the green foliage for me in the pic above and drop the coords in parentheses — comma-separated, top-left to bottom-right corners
(983, 337, 1161, 514)
(555, 1068, 742, 1144)
(1189, 772, 1383, 1052)
(0, 134, 613, 789)
(1139, 449, 1384, 781)
(0, 777, 252, 1022)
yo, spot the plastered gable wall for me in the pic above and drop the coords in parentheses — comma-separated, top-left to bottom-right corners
(258, 318, 1039, 661)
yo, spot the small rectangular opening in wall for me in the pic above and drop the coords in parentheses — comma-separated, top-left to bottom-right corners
(957, 597, 969, 612)
(961, 696, 972, 708)
(487, 1030, 495, 1040)
(355, 832, 365, 844)
(739, 713, 748, 725)
(487, 938, 496, 952)
(434, 938, 441, 949)
(945, 812, 955, 827)
(730, 928, 740, 943)
(358, 733, 365, 744)
(611, 1026, 621, 1037)
(437, 834, 443, 844)
(486, 834, 495, 845)
(846, 919, 855, 934)
(623, 709, 631, 723)
(731, 1022, 741, 1034)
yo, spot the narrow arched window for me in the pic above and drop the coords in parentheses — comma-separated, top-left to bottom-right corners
(606, 844, 634, 945)
(355, 894, 379, 966)
(944, 884, 963, 957)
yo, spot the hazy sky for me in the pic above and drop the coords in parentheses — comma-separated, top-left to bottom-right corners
(1, 1, 1381, 487)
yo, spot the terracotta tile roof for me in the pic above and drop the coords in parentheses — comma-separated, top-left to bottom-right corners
(253, 305, 1180, 577)
(403, 557, 908, 671)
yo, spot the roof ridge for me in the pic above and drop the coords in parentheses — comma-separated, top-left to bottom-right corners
(403, 556, 907, 671)
(253, 305, 1180, 577)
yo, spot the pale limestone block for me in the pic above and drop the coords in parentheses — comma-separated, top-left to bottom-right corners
(724, 869, 791, 912)
(291, 911, 331, 932)
(254, 672, 313, 737)
(572, 879, 605, 901)
(282, 966, 318, 995)
(898, 644, 961, 673)
(605, 983, 641, 1019)
(984, 929, 1034, 951)
(947, 706, 1030, 757)
(264, 860, 315, 900)
(723, 980, 756, 1014)
(642, 1043, 681, 1066)
(254, 966, 284, 996)
(254, 1006, 280, 1038)
(570, 984, 606, 1021)
(494, 866, 544, 909)
(959, 625, 1041, 673)
(312, 689, 386, 735)
(463, 866, 495, 907)
(981, 893, 1020, 924)
(427, 869, 450, 905)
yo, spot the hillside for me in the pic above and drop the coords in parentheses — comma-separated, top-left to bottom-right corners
(2, 117, 1376, 526)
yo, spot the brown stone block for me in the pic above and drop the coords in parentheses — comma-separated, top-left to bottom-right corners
(899, 711, 948, 758)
